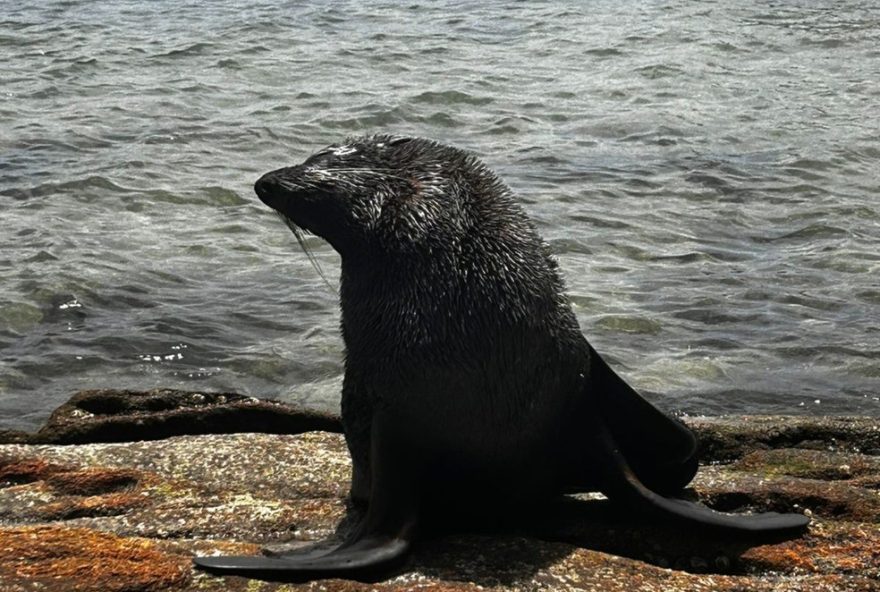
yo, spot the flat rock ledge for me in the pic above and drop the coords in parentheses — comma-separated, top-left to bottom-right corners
(0, 389, 877, 592)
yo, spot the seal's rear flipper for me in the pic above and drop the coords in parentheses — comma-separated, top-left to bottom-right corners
(588, 345, 699, 493)
(593, 420, 811, 538)
(648, 497, 811, 534)
(193, 536, 409, 582)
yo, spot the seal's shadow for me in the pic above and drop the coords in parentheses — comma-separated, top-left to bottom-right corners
(341, 494, 794, 586)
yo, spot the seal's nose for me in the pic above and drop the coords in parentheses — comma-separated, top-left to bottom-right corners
(254, 172, 278, 206)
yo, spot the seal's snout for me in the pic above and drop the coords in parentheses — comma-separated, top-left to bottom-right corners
(254, 172, 280, 207)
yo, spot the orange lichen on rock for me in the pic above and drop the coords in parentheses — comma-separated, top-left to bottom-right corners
(742, 544, 819, 573)
(37, 492, 151, 520)
(0, 455, 70, 486)
(46, 467, 143, 495)
(0, 525, 190, 592)
(742, 523, 880, 576)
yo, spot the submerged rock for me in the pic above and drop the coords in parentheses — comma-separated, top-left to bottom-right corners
(19, 388, 342, 444)
(0, 389, 878, 591)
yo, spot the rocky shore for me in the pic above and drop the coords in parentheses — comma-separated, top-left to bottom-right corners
(1, 388, 878, 591)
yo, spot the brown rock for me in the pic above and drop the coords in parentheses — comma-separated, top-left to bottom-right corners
(17, 388, 342, 444)
(0, 390, 878, 591)
(733, 448, 880, 485)
(690, 415, 880, 462)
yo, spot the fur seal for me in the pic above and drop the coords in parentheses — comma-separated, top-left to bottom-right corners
(194, 135, 809, 580)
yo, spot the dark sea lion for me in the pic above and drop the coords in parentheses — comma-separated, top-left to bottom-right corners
(194, 135, 809, 580)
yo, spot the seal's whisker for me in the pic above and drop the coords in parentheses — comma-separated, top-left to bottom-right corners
(276, 179, 303, 192)
(274, 212, 338, 294)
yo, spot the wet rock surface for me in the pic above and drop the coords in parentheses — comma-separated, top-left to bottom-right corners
(7, 388, 342, 444)
(0, 389, 877, 591)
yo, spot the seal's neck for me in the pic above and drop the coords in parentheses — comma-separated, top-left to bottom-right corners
(337, 240, 580, 368)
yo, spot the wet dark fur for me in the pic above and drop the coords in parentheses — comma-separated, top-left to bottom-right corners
(193, 135, 809, 581)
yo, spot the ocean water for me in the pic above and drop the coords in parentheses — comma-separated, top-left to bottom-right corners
(2, 1, 879, 431)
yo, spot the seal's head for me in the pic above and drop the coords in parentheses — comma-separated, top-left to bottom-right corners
(254, 134, 514, 258)
(255, 134, 578, 356)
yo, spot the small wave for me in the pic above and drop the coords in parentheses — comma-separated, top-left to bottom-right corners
(0, 33, 27, 47)
(764, 183, 830, 198)
(595, 315, 662, 335)
(198, 186, 249, 207)
(569, 214, 631, 230)
(515, 151, 567, 166)
(782, 166, 828, 182)
(808, 256, 871, 274)
(482, 115, 538, 136)
(772, 223, 849, 242)
(692, 337, 745, 351)
(784, 157, 836, 172)
(856, 290, 880, 305)
(240, 45, 270, 55)
(584, 47, 623, 57)
(673, 309, 755, 325)
(24, 85, 61, 99)
(321, 107, 408, 130)
(621, 126, 685, 146)
(70, 132, 113, 149)
(548, 237, 594, 256)
(410, 90, 493, 106)
(643, 356, 729, 384)
(777, 293, 845, 312)
(143, 134, 184, 145)
(800, 37, 847, 49)
(417, 45, 450, 56)
(1, 176, 132, 200)
(633, 63, 685, 79)
(685, 172, 735, 190)
(24, 250, 58, 263)
(700, 248, 753, 263)
(153, 42, 215, 58)
(216, 58, 241, 69)
(43, 57, 99, 78)
(180, 83, 224, 94)
(12, 137, 80, 152)
(650, 252, 711, 264)
(421, 112, 459, 127)
(708, 41, 744, 53)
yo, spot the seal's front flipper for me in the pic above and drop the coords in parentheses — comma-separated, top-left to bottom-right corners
(592, 419, 810, 538)
(588, 345, 698, 493)
(193, 536, 409, 582)
(194, 412, 420, 581)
